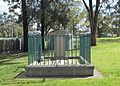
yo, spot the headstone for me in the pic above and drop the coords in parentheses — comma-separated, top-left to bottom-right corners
(54, 30, 66, 58)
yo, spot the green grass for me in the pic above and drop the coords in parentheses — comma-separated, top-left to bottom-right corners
(0, 37, 120, 86)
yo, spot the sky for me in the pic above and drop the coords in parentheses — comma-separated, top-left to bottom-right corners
(0, 0, 9, 14)
(0, 0, 21, 15)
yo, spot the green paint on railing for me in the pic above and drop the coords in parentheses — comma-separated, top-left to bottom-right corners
(28, 31, 42, 65)
(80, 33, 91, 64)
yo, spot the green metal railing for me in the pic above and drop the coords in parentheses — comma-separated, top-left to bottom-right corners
(80, 33, 91, 64)
(28, 31, 42, 65)
(28, 31, 91, 65)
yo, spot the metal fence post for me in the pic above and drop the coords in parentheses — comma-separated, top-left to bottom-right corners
(87, 33, 91, 64)
(28, 31, 41, 65)
(80, 33, 91, 64)
(80, 33, 85, 64)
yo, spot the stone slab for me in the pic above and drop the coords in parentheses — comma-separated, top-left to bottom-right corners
(25, 65, 94, 77)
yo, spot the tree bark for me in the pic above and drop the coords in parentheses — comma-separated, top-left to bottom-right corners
(91, 25, 97, 46)
(97, 26, 101, 38)
(22, 0, 28, 52)
(41, 0, 45, 51)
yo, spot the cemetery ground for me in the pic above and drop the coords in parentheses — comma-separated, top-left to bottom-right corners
(0, 37, 120, 86)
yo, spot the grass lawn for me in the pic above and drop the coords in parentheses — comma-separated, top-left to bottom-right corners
(0, 37, 120, 86)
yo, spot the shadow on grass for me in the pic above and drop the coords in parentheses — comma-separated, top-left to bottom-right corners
(0, 62, 21, 66)
(97, 37, 120, 43)
(0, 53, 28, 64)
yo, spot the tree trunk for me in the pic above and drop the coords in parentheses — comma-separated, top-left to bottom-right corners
(82, 0, 100, 46)
(41, 0, 45, 51)
(22, 0, 28, 52)
(41, 16, 45, 51)
(97, 26, 101, 38)
(91, 27, 97, 46)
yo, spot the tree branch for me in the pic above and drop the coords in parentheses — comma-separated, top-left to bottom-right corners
(98, 0, 108, 12)
(112, 7, 120, 14)
(82, 0, 89, 12)
(94, 0, 100, 31)
(98, 5, 102, 12)
(89, 0, 93, 18)
(89, 0, 93, 12)
(95, 0, 100, 15)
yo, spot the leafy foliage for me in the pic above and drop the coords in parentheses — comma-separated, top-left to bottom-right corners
(0, 14, 23, 38)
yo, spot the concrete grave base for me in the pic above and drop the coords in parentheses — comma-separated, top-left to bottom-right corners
(25, 65, 94, 77)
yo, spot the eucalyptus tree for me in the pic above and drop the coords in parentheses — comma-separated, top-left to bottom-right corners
(111, 14, 120, 36)
(22, 0, 28, 52)
(66, 2, 87, 34)
(113, 0, 120, 36)
(27, 0, 80, 50)
(81, 0, 116, 46)
(99, 0, 120, 36)
(3, 0, 28, 51)
(4, 0, 86, 50)
(0, 13, 22, 37)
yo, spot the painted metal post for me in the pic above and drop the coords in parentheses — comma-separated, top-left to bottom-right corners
(28, 31, 42, 65)
(87, 33, 91, 64)
(28, 32, 33, 65)
(80, 33, 91, 64)
(80, 33, 85, 64)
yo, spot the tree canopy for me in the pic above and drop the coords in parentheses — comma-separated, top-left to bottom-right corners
(1, 0, 120, 50)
